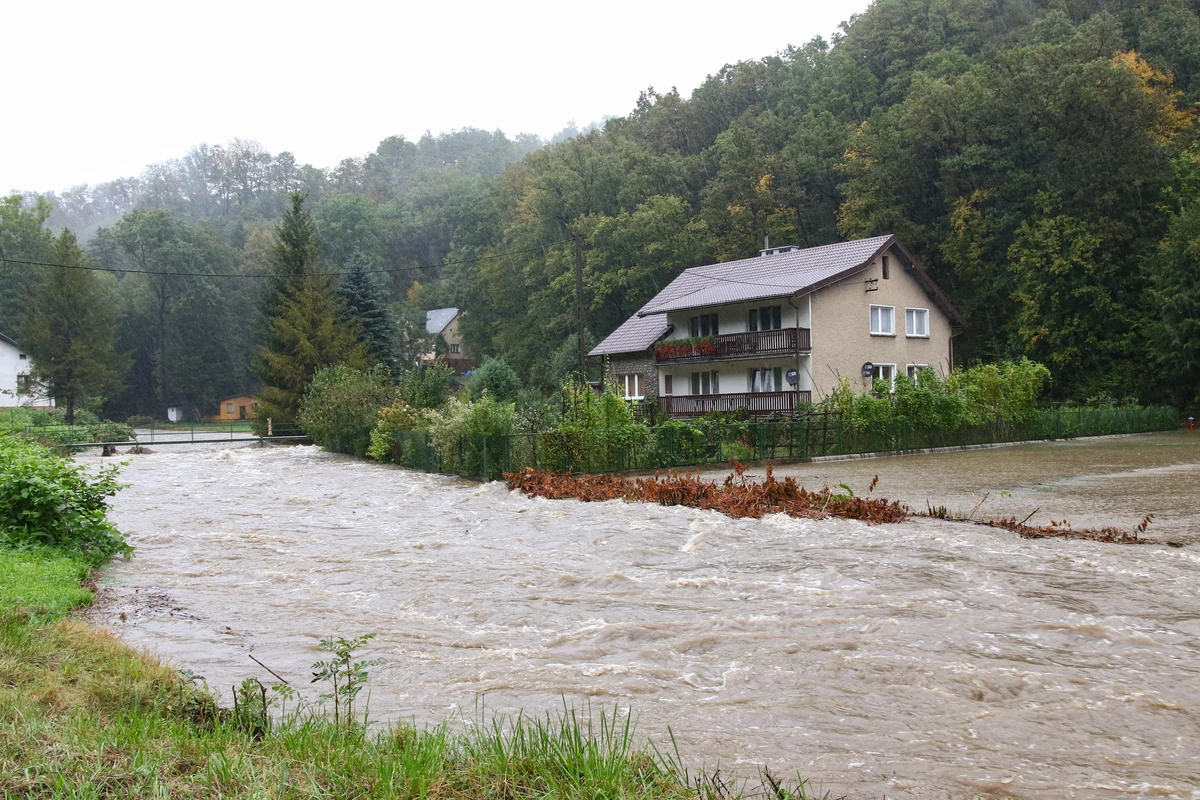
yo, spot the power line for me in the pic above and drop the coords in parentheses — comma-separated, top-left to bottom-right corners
(0, 242, 568, 280)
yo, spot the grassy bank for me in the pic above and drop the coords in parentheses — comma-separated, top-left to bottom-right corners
(0, 433, 825, 799)
(1, 558, 827, 799)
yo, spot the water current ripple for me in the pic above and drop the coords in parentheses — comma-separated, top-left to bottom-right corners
(86, 433, 1200, 799)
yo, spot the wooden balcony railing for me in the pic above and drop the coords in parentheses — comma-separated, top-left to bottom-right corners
(655, 327, 811, 363)
(659, 391, 812, 418)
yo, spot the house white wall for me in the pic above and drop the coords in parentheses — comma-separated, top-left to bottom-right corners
(0, 337, 51, 408)
(662, 300, 809, 342)
(657, 299, 815, 398)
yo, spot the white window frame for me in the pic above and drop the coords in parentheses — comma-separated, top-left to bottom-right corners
(225, 403, 235, 414)
(873, 363, 896, 391)
(905, 307, 929, 338)
(748, 366, 783, 393)
(690, 370, 720, 395)
(906, 364, 929, 382)
(449, 343, 461, 353)
(618, 373, 643, 400)
(870, 305, 895, 336)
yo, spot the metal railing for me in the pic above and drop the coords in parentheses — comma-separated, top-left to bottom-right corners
(381, 407, 1179, 481)
(655, 327, 811, 363)
(659, 391, 813, 418)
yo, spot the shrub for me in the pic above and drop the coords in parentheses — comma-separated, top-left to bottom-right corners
(300, 364, 396, 457)
(397, 361, 455, 409)
(0, 434, 130, 562)
(87, 423, 135, 443)
(425, 395, 515, 477)
(125, 415, 155, 427)
(470, 358, 521, 403)
(366, 400, 429, 463)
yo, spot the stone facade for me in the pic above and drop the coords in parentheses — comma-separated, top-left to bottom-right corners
(603, 351, 659, 402)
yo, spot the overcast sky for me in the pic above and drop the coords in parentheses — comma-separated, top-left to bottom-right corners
(4, 0, 871, 194)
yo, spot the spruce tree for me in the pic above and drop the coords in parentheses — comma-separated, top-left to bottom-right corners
(19, 230, 126, 423)
(256, 193, 366, 425)
(338, 252, 396, 370)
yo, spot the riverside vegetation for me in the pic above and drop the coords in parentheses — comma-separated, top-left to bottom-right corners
(299, 356, 1177, 480)
(0, 430, 832, 798)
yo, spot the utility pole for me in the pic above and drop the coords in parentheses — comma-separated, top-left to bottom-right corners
(574, 232, 586, 383)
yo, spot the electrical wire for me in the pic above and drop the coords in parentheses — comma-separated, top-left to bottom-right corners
(0, 241, 568, 279)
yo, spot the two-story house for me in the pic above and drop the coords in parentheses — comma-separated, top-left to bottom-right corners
(589, 235, 964, 417)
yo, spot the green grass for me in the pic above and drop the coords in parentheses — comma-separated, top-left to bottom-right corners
(0, 549, 92, 618)
(0, 548, 828, 799)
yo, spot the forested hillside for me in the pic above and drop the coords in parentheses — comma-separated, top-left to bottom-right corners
(4, 0, 1200, 418)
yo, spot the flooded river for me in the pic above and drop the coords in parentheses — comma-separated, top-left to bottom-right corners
(89, 433, 1200, 799)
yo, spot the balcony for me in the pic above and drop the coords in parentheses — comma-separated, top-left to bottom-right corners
(659, 391, 812, 418)
(654, 328, 811, 364)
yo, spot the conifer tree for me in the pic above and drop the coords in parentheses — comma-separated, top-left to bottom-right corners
(19, 230, 126, 423)
(256, 193, 366, 425)
(338, 252, 396, 370)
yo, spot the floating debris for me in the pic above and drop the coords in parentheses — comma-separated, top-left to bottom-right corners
(507, 463, 1152, 544)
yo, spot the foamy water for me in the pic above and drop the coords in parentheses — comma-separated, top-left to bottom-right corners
(87, 433, 1200, 799)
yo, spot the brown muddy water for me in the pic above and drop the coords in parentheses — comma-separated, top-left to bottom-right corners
(86, 432, 1200, 799)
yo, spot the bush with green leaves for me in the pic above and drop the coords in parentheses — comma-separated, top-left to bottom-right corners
(397, 361, 455, 409)
(470, 357, 521, 403)
(820, 359, 1052, 431)
(0, 433, 130, 562)
(541, 387, 651, 472)
(947, 359, 1051, 423)
(300, 364, 396, 457)
(366, 400, 430, 463)
(425, 395, 515, 477)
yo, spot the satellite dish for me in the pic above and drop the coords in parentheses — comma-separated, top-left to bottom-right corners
(861, 362, 875, 378)
(785, 368, 798, 386)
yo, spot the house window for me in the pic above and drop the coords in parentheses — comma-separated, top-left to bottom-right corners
(749, 367, 783, 392)
(689, 313, 719, 337)
(449, 343, 461, 353)
(907, 364, 929, 381)
(872, 363, 896, 390)
(882, 255, 890, 280)
(18, 353, 27, 360)
(690, 370, 720, 395)
(226, 403, 234, 414)
(663, 375, 673, 395)
(618, 373, 643, 400)
(905, 308, 929, 337)
(870, 305, 895, 335)
(16, 373, 31, 394)
(748, 305, 782, 331)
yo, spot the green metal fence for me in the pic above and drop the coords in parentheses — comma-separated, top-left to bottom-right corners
(386, 406, 1179, 481)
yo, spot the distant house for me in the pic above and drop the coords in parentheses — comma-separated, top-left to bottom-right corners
(590, 235, 964, 418)
(424, 307, 474, 375)
(0, 332, 52, 409)
(209, 395, 258, 422)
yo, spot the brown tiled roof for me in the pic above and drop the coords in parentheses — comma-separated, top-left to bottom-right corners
(638, 235, 896, 316)
(588, 309, 671, 356)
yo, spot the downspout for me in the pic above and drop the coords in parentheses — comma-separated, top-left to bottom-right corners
(788, 295, 803, 410)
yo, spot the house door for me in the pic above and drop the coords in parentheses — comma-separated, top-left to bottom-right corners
(238, 405, 246, 420)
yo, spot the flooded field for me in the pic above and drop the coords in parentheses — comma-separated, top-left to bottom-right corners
(88, 432, 1200, 799)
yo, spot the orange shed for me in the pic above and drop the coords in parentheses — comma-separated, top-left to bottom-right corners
(214, 395, 258, 422)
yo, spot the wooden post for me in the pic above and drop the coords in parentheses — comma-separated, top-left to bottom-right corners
(267, 418, 273, 437)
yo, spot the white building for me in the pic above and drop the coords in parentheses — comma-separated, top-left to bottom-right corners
(0, 332, 52, 408)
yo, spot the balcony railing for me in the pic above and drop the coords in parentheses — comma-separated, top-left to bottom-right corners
(659, 391, 812, 418)
(655, 327, 811, 363)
